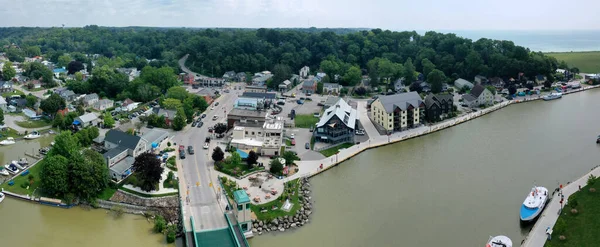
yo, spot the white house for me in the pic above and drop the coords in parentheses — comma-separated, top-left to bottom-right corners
(461, 84, 494, 107)
(454, 78, 474, 89)
(323, 83, 343, 95)
(74, 113, 99, 127)
(93, 99, 114, 111)
(299, 66, 310, 78)
(0, 96, 7, 111)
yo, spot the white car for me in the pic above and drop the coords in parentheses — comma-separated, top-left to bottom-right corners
(290, 133, 295, 139)
(211, 106, 214, 110)
(203, 143, 209, 149)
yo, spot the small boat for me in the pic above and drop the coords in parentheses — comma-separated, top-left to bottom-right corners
(520, 186, 549, 222)
(0, 137, 16, 145)
(11, 160, 24, 170)
(39, 147, 50, 155)
(50, 141, 55, 146)
(596, 135, 600, 144)
(0, 192, 5, 204)
(18, 158, 28, 166)
(4, 164, 19, 174)
(542, 92, 562, 101)
(0, 167, 9, 176)
(486, 235, 512, 247)
(24, 131, 41, 139)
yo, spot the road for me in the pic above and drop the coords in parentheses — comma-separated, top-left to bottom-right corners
(179, 54, 208, 81)
(176, 85, 243, 232)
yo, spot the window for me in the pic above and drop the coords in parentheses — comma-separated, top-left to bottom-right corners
(245, 131, 248, 135)
(252, 132, 255, 135)
(389, 124, 392, 128)
(237, 204, 243, 211)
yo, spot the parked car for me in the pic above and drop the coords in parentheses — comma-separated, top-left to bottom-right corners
(179, 150, 186, 159)
(305, 143, 310, 149)
(297, 100, 304, 104)
(208, 127, 214, 133)
(197, 121, 204, 128)
(203, 143, 209, 149)
(291, 139, 296, 146)
(290, 133, 295, 139)
(188, 146, 194, 154)
(212, 115, 218, 121)
(224, 90, 230, 93)
(215, 102, 219, 106)
(192, 122, 198, 127)
(201, 114, 206, 118)
(179, 145, 185, 152)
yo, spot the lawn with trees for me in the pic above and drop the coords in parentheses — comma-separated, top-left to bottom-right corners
(547, 51, 598, 73)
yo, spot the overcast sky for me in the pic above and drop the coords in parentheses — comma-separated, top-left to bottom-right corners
(0, 0, 598, 30)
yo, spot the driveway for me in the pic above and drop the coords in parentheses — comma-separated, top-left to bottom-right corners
(3, 114, 52, 133)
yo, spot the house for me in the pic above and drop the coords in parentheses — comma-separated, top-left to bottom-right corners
(0, 96, 6, 111)
(245, 85, 268, 93)
(300, 66, 310, 78)
(490, 77, 505, 88)
(235, 72, 247, 82)
(279, 80, 292, 92)
(223, 71, 236, 81)
(93, 99, 114, 111)
(323, 83, 343, 95)
(474, 75, 488, 84)
(419, 81, 431, 93)
(103, 129, 148, 181)
(227, 108, 268, 129)
(30, 80, 42, 89)
(10, 98, 26, 108)
(59, 90, 77, 101)
(82, 93, 99, 107)
(152, 107, 177, 126)
(302, 79, 317, 94)
(370, 92, 425, 133)
(251, 74, 272, 85)
(53, 68, 67, 78)
(121, 98, 139, 112)
(316, 72, 326, 80)
(314, 98, 357, 144)
(23, 108, 40, 120)
(116, 68, 140, 82)
(394, 79, 405, 92)
(461, 84, 494, 107)
(230, 118, 284, 156)
(454, 78, 474, 90)
(424, 93, 454, 122)
(74, 113, 99, 127)
(0, 81, 13, 93)
(535, 75, 546, 83)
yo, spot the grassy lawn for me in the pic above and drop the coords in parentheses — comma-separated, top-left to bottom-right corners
(294, 114, 319, 128)
(15, 119, 53, 129)
(98, 188, 117, 200)
(546, 176, 600, 246)
(0, 128, 20, 141)
(547, 51, 600, 73)
(0, 162, 43, 196)
(285, 139, 292, 146)
(118, 187, 179, 198)
(319, 142, 354, 157)
(1, 89, 24, 98)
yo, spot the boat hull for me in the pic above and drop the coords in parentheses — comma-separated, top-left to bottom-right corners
(520, 188, 549, 222)
(0, 192, 4, 203)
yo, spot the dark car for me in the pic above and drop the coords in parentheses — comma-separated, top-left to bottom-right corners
(215, 102, 219, 106)
(192, 122, 198, 127)
(305, 143, 310, 149)
(197, 121, 204, 128)
(188, 146, 194, 155)
(201, 114, 206, 118)
(179, 150, 186, 159)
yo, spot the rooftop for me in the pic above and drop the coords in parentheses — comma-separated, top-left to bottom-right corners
(233, 190, 250, 204)
(105, 129, 142, 150)
(103, 146, 127, 159)
(109, 156, 135, 175)
(141, 129, 169, 150)
(76, 112, 98, 123)
(377, 91, 424, 113)
(241, 92, 277, 99)
(231, 138, 263, 147)
(317, 98, 357, 129)
(228, 108, 268, 118)
(263, 120, 283, 130)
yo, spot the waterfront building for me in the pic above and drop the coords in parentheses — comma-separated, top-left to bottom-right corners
(424, 93, 454, 122)
(462, 84, 494, 107)
(230, 117, 283, 156)
(454, 78, 474, 89)
(370, 92, 424, 133)
(314, 98, 356, 144)
(233, 190, 253, 234)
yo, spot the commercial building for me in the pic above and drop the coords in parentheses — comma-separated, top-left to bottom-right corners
(226, 108, 269, 129)
(230, 118, 284, 156)
(314, 98, 356, 144)
(370, 92, 424, 133)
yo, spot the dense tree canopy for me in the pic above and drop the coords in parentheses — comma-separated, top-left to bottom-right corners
(40, 93, 66, 117)
(132, 152, 164, 192)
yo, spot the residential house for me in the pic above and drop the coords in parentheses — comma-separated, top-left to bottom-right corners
(424, 93, 454, 122)
(227, 108, 268, 129)
(300, 66, 310, 78)
(316, 72, 326, 80)
(0, 96, 7, 111)
(419, 81, 431, 93)
(30, 80, 42, 89)
(461, 84, 494, 107)
(59, 90, 77, 102)
(454, 78, 474, 90)
(323, 83, 343, 95)
(474, 75, 488, 84)
(23, 108, 40, 120)
(245, 85, 268, 93)
(302, 79, 317, 94)
(235, 72, 247, 82)
(223, 71, 236, 81)
(81, 93, 99, 107)
(490, 77, 505, 89)
(74, 113, 99, 127)
(152, 107, 177, 126)
(0, 81, 13, 93)
(93, 99, 114, 111)
(251, 74, 272, 85)
(230, 118, 284, 156)
(116, 68, 140, 82)
(279, 80, 292, 92)
(314, 98, 357, 144)
(370, 92, 425, 133)
(103, 129, 148, 181)
(9, 98, 26, 108)
(121, 98, 139, 112)
(394, 79, 405, 92)
(53, 68, 67, 78)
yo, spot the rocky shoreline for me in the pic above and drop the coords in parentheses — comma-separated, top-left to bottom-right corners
(252, 177, 313, 235)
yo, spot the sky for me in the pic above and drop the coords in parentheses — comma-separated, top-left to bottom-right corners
(0, 0, 599, 30)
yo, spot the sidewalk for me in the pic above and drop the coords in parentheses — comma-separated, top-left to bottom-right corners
(522, 166, 600, 247)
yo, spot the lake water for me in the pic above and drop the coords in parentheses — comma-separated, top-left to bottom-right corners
(250, 89, 600, 246)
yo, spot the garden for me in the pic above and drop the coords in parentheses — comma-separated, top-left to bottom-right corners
(213, 147, 264, 178)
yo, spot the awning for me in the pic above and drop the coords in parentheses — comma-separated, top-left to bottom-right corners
(151, 142, 159, 148)
(236, 149, 249, 159)
(73, 120, 81, 125)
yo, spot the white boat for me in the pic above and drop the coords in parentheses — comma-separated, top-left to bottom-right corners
(0, 137, 16, 145)
(542, 92, 562, 101)
(24, 131, 41, 139)
(11, 160, 24, 170)
(486, 235, 512, 247)
(0, 167, 9, 176)
(50, 141, 55, 146)
(18, 158, 28, 166)
(0, 192, 5, 204)
(4, 164, 19, 174)
(520, 186, 549, 222)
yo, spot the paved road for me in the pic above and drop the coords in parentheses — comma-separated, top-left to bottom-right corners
(179, 54, 207, 81)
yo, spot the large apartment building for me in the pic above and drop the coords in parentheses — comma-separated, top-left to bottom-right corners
(370, 92, 425, 133)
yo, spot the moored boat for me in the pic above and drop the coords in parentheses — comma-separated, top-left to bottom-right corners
(4, 163, 19, 174)
(0, 137, 16, 145)
(24, 131, 41, 139)
(18, 158, 28, 166)
(0, 167, 9, 176)
(520, 186, 549, 222)
(542, 92, 562, 101)
(0, 192, 5, 203)
(486, 235, 512, 247)
(11, 160, 24, 170)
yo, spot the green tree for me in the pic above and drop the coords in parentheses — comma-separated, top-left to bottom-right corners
(140, 66, 178, 92)
(342, 66, 362, 86)
(53, 113, 66, 129)
(282, 151, 299, 166)
(48, 131, 80, 159)
(404, 58, 416, 83)
(162, 98, 182, 110)
(427, 69, 446, 94)
(320, 59, 340, 76)
(166, 86, 188, 101)
(246, 150, 258, 168)
(57, 54, 72, 68)
(75, 72, 84, 81)
(25, 95, 37, 108)
(230, 152, 242, 165)
(212, 146, 225, 163)
(69, 149, 109, 201)
(24, 46, 42, 57)
(2, 61, 16, 80)
(0, 108, 4, 125)
(421, 58, 436, 77)
(103, 113, 115, 128)
(192, 95, 208, 111)
(316, 82, 324, 94)
(269, 159, 284, 174)
(172, 108, 186, 131)
(39, 155, 70, 197)
(214, 123, 227, 135)
(132, 153, 164, 192)
(76, 105, 85, 115)
(40, 92, 67, 117)
(183, 97, 195, 122)
(154, 215, 167, 233)
(272, 64, 292, 86)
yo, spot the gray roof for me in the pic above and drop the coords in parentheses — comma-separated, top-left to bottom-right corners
(0, 81, 13, 88)
(454, 78, 474, 89)
(462, 94, 477, 102)
(110, 156, 135, 175)
(241, 92, 277, 99)
(152, 107, 176, 118)
(105, 129, 142, 150)
(377, 91, 424, 113)
(323, 96, 341, 107)
(302, 79, 316, 87)
(425, 93, 453, 108)
(323, 83, 342, 89)
(0, 96, 6, 105)
(76, 113, 98, 123)
(61, 90, 75, 97)
(83, 93, 99, 101)
(228, 108, 268, 118)
(470, 84, 486, 98)
(141, 129, 169, 150)
(103, 146, 127, 159)
(316, 98, 357, 129)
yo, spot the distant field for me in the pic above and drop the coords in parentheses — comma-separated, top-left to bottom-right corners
(547, 51, 600, 73)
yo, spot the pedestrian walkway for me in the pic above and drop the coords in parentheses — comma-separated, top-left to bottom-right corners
(522, 165, 600, 247)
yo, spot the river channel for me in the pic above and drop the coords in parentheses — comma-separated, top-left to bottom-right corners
(251, 89, 600, 246)
(0, 136, 170, 247)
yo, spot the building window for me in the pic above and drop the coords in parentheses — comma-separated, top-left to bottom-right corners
(252, 132, 255, 135)
(245, 131, 248, 135)
(389, 124, 392, 128)
(237, 204, 243, 211)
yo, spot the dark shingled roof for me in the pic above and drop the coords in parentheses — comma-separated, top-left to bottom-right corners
(424, 93, 453, 108)
(103, 146, 127, 159)
(377, 91, 423, 113)
(470, 84, 486, 98)
(104, 129, 142, 150)
(462, 94, 477, 102)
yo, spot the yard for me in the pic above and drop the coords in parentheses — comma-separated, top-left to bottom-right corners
(547, 51, 600, 73)
(294, 114, 319, 128)
(546, 176, 600, 246)
(15, 119, 53, 129)
(215, 159, 264, 178)
(319, 142, 354, 157)
(0, 128, 20, 141)
(98, 188, 117, 200)
(1, 89, 24, 98)
(0, 161, 43, 196)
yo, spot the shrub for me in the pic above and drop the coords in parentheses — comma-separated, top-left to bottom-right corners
(20, 181, 28, 188)
(64, 193, 75, 204)
(589, 187, 596, 193)
(153, 215, 166, 233)
(569, 198, 578, 208)
(588, 174, 597, 186)
(28, 174, 34, 181)
(570, 208, 578, 215)
(166, 229, 176, 243)
(167, 171, 174, 181)
(167, 142, 171, 147)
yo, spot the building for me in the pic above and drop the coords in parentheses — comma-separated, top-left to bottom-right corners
(222, 71, 236, 81)
(316, 72, 326, 80)
(232, 190, 253, 234)
(419, 81, 431, 93)
(235, 72, 247, 82)
(251, 74, 272, 85)
(454, 78, 474, 90)
(322, 96, 341, 109)
(234, 98, 260, 111)
(93, 99, 114, 111)
(302, 79, 317, 94)
(474, 75, 488, 84)
(279, 80, 292, 92)
(323, 83, 343, 95)
(0, 81, 13, 93)
(314, 98, 357, 144)
(30, 80, 42, 89)
(227, 108, 268, 129)
(121, 98, 139, 112)
(152, 107, 177, 126)
(241, 92, 276, 106)
(245, 85, 267, 93)
(116, 68, 140, 82)
(74, 113, 99, 127)
(103, 129, 147, 181)
(424, 93, 454, 122)
(299, 66, 310, 78)
(81, 93, 99, 107)
(0, 96, 6, 111)
(461, 84, 494, 107)
(370, 92, 424, 132)
(59, 90, 77, 101)
(52, 68, 67, 78)
(230, 118, 284, 156)
(199, 77, 225, 87)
